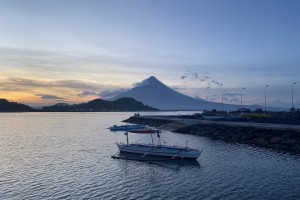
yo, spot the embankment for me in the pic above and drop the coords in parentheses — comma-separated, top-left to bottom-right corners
(124, 116, 300, 153)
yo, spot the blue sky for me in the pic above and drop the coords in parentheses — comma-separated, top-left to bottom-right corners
(0, 0, 299, 108)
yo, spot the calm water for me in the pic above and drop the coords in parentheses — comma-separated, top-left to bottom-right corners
(1, 112, 300, 200)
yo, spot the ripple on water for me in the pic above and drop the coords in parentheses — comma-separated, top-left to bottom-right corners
(1, 113, 300, 200)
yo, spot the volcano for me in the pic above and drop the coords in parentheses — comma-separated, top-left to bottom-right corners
(111, 76, 243, 110)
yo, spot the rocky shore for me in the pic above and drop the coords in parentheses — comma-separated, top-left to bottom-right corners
(124, 116, 300, 153)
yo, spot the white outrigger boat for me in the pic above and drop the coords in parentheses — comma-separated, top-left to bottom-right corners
(113, 129, 203, 160)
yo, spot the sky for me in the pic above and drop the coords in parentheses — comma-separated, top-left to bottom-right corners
(0, 0, 299, 108)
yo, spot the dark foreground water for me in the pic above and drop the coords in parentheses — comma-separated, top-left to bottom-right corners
(1, 112, 300, 200)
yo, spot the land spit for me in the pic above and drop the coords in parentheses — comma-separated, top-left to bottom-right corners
(123, 115, 300, 153)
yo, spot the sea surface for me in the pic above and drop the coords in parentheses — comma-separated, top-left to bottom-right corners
(1, 112, 300, 200)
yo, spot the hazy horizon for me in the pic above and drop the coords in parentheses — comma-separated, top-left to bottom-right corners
(0, 0, 299, 108)
(0, 76, 292, 111)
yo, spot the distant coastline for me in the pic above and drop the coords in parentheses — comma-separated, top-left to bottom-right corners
(0, 97, 158, 112)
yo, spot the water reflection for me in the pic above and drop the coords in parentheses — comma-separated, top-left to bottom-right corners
(112, 152, 201, 170)
(1, 112, 300, 200)
(147, 159, 201, 170)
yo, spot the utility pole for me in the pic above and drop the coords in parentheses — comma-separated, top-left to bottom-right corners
(265, 85, 269, 112)
(222, 90, 226, 112)
(292, 82, 297, 110)
(205, 95, 208, 111)
(241, 88, 246, 113)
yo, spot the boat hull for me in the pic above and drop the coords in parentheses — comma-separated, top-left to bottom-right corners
(117, 143, 202, 159)
(128, 129, 158, 134)
(109, 124, 147, 131)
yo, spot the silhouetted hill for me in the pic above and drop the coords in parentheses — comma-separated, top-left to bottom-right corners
(42, 97, 158, 112)
(0, 99, 34, 112)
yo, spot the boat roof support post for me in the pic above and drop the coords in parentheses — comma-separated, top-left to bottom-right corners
(151, 134, 154, 146)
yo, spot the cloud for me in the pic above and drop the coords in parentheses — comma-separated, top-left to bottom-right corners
(0, 46, 186, 80)
(271, 99, 281, 103)
(1, 78, 47, 90)
(181, 71, 205, 81)
(211, 80, 223, 87)
(229, 97, 239, 102)
(36, 94, 64, 100)
(53, 80, 101, 90)
(77, 91, 101, 97)
(0, 77, 108, 92)
(131, 76, 158, 88)
(194, 96, 204, 100)
(132, 80, 149, 88)
(200, 75, 211, 82)
(192, 72, 198, 78)
(181, 75, 187, 79)
(223, 92, 240, 97)
(99, 88, 128, 99)
(222, 92, 241, 103)
(171, 86, 186, 91)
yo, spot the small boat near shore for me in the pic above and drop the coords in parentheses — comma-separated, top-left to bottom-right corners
(108, 124, 147, 131)
(113, 130, 203, 160)
(128, 129, 159, 134)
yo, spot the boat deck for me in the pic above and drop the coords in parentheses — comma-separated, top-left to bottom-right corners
(111, 152, 181, 161)
(120, 143, 196, 151)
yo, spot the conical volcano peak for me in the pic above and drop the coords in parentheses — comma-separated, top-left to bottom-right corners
(147, 76, 158, 81)
(132, 76, 163, 88)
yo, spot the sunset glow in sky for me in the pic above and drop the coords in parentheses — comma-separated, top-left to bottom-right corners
(0, 0, 299, 108)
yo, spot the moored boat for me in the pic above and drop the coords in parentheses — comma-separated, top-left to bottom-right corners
(128, 129, 159, 134)
(117, 143, 202, 159)
(108, 124, 147, 131)
(114, 130, 203, 160)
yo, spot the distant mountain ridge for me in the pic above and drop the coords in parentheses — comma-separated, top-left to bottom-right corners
(0, 98, 34, 112)
(111, 76, 259, 111)
(0, 97, 157, 112)
(42, 97, 158, 112)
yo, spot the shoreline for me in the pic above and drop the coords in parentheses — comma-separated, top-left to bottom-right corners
(123, 116, 300, 154)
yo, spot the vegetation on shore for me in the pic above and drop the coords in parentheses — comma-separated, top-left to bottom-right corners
(42, 97, 158, 112)
(0, 99, 34, 112)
